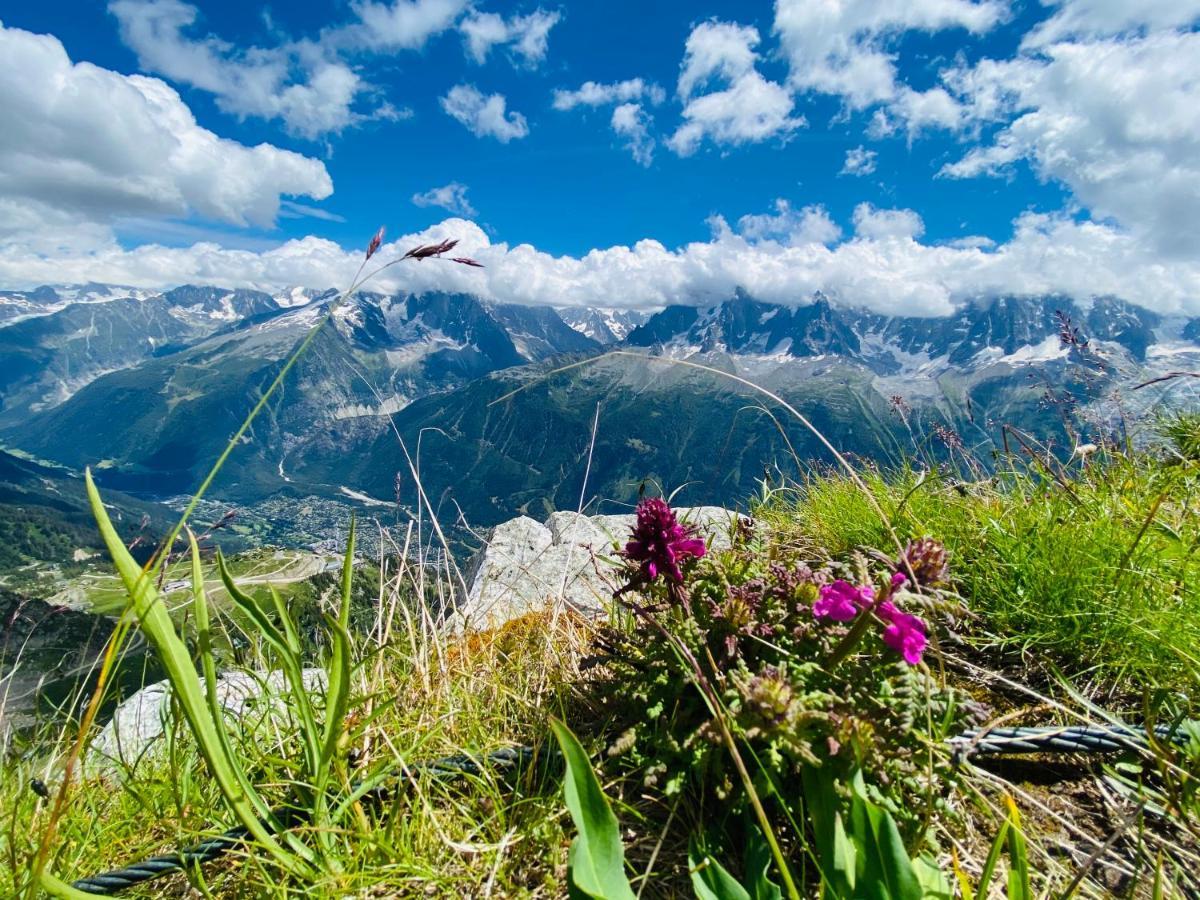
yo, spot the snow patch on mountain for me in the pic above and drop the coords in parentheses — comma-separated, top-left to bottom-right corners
(339, 486, 391, 507)
(332, 395, 410, 420)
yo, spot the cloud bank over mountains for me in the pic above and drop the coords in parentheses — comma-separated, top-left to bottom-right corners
(4, 211, 1198, 318)
(1, 0, 1198, 318)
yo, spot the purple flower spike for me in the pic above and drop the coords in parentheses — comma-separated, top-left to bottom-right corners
(623, 498, 706, 584)
(814, 580, 873, 622)
(877, 601, 928, 665)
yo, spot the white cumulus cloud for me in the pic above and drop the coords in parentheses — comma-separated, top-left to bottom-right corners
(336, 0, 468, 51)
(412, 182, 477, 217)
(852, 203, 925, 240)
(610, 104, 656, 167)
(939, 29, 1200, 257)
(109, 0, 405, 139)
(1023, 0, 1200, 47)
(668, 21, 805, 156)
(440, 84, 529, 141)
(0, 22, 332, 248)
(552, 78, 666, 111)
(840, 146, 878, 176)
(460, 9, 561, 66)
(736, 200, 842, 246)
(772, 0, 1007, 109)
(554, 79, 665, 166)
(5, 207, 1199, 319)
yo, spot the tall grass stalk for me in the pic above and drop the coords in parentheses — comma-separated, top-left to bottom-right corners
(29, 233, 480, 896)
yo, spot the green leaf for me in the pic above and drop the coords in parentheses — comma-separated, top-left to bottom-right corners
(321, 520, 356, 770)
(801, 766, 856, 898)
(188, 532, 260, 821)
(912, 856, 953, 900)
(40, 869, 108, 899)
(549, 718, 636, 900)
(977, 819, 1010, 899)
(745, 827, 784, 900)
(849, 775, 922, 900)
(86, 472, 310, 875)
(690, 836, 751, 900)
(1004, 797, 1032, 900)
(218, 552, 319, 774)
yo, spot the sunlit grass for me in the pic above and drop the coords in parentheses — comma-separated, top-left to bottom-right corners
(755, 450, 1200, 689)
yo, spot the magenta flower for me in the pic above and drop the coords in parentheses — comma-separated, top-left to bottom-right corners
(876, 601, 928, 665)
(813, 580, 873, 622)
(623, 498, 707, 583)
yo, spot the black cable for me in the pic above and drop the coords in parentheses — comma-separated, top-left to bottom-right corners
(64, 725, 1192, 895)
(68, 745, 541, 895)
(948, 722, 1187, 757)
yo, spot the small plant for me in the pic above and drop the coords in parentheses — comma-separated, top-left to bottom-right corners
(1159, 409, 1200, 462)
(31, 230, 484, 896)
(588, 497, 969, 895)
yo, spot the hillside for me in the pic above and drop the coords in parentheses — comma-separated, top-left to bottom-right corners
(3, 286, 1194, 537)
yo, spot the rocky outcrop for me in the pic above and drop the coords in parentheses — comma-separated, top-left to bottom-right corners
(89, 668, 326, 773)
(453, 506, 741, 631)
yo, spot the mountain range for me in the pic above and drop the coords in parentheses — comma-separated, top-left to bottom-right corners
(0, 282, 1196, 551)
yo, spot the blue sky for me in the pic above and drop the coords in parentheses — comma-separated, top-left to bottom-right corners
(0, 1, 1197, 314)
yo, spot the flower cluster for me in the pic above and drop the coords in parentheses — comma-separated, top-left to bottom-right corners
(813, 570, 929, 666)
(897, 537, 949, 586)
(622, 497, 707, 583)
(877, 601, 928, 666)
(813, 580, 872, 622)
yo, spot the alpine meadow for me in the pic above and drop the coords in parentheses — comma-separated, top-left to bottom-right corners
(3, 1, 1200, 898)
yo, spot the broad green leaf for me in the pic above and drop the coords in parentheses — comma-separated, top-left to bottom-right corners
(912, 856, 953, 900)
(219, 552, 319, 773)
(188, 532, 260, 819)
(87, 473, 310, 874)
(801, 766, 856, 898)
(690, 836, 751, 900)
(218, 550, 289, 654)
(321, 519, 356, 769)
(549, 718, 636, 900)
(849, 775, 922, 900)
(745, 827, 784, 900)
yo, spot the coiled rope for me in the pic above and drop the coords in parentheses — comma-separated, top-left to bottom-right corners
(60, 725, 1190, 895)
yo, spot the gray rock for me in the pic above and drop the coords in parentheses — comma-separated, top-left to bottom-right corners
(453, 506, 742, 632)
(90, 668, 326, 773)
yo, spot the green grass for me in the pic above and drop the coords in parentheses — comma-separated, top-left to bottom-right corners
(5, 449, 1200, 897)
(755, 450, 1200, 689)
(2, 611, 587, 898)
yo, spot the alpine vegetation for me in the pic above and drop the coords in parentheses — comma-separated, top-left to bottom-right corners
(4, 1, 1200, 894)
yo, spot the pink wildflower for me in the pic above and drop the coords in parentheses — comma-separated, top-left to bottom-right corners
(813, 580, 873, 622)
(623, 498, 706, 583)
(876, 601, 928, 665)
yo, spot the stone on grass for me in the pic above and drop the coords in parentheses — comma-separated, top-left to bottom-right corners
(90, 668, 326, 775)
(453, 506, 742, 632)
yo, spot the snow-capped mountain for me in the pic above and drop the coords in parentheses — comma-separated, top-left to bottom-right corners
(625, 292, 1198, 379)
(558, 307, 648, 344)
(0, 287, 602, 497)
(0, 283, 160, 327)
(2, 282, 1197, 527)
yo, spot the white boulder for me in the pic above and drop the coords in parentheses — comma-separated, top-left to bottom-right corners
(453, 506, 741, 632)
